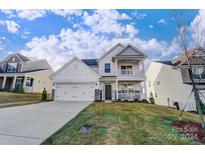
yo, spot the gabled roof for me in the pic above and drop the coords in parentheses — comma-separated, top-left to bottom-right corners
(114, 43, 147, 58)
(98, 43, 125, 60)
(3, 53, 30, 62)
(50, 56, 100, 79)
(172, 47, 205, 66)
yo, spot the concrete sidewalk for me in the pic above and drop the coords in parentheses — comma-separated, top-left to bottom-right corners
(0, 101, 90, 145)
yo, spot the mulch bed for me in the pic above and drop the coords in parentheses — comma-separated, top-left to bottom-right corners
(172, 120, 205, 144)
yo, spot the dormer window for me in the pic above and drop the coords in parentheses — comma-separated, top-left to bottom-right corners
(104, 63, 111, 73)
(7, 63, 17, 72)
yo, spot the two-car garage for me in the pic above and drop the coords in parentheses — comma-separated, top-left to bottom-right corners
(55, 83, 95, 102)
(50, 57, 99, 102)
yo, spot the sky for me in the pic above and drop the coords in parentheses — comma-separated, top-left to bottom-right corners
(0, 9, 204, 70)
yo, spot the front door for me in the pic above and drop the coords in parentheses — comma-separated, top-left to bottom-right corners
(105, 85, 112, 100)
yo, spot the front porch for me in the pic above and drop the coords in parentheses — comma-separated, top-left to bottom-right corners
(0, 75, 34, 92)
(96, 79, 146, 101)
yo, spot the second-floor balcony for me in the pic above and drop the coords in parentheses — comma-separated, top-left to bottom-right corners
(117, 67, 145, 81)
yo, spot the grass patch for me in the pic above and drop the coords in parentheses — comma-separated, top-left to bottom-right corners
(0, 92, 43, 108)
(42, 102, 205, 145)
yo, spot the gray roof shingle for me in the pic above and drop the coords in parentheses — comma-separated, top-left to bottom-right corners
(154, 61, 177, 66)
(22, 59, 52, 72)
(81, 59, 98, 66)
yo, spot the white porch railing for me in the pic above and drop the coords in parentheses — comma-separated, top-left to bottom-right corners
(118, 90, 141, 100)
(118, 70, 144, 77)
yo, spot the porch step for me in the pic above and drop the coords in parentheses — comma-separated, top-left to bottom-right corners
(105, 100, 112, 103)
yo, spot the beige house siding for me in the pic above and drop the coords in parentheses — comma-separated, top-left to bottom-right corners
(28, 69, 53, 94)
(146, 62, 196, 111)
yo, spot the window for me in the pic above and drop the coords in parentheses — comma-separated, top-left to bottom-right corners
(26, 78, 33, 87)
(15, 78, 23, 89)
(7, 63, 17, 72)
(104, 63, 111, 73)
(192, 67, 205, 79)
(121, 65, 132, 75)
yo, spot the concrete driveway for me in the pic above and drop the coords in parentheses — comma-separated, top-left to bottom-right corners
(0, 101, 91, 145)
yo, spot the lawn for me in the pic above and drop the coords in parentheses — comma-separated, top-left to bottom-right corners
(42, 102, 205, 145)
(0, 91, 43, 108)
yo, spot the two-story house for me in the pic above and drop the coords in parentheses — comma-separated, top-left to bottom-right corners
(50, 43, 147, 102)
(0, 53, 53, 93)
(146, 47, 205, 111)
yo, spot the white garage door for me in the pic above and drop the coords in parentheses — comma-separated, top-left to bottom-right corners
(55, 83, 95, 102)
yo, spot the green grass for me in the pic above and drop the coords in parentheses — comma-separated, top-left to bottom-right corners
(0, 92, 43, 108)
(42, 102, 205, 145)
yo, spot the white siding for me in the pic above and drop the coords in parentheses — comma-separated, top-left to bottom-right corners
(53, 59, 99, 84)
(99, 45, 123, 76)
(52, 58, 99, 102)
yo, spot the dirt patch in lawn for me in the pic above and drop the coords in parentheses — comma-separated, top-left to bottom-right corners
(172, 120, 205, 143)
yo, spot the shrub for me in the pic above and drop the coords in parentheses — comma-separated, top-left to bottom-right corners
(149, 92, 155, 104)
(42, 88, 48, 101)
(94, 100, 104, 103)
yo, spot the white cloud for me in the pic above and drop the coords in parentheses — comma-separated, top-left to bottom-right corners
(158, 18, 167, 25)
(0, 9, 47, 21)
(20, 26, 171, 71)
(149, 25, 154, 29)
(121, 13, 131, 19)
(0, 9, 16, 18)
(131, 11, 147, 20)
(83, 10, 136, 37)
(0, 20, 20, 33)
(1, 9, 83, 21)
(50, 9, 83, 17)
(0, 38, 5, 52)
(16, 10, 47, 21)
(190, 9, 205, 47)
(21, 29, 30, 39)
(126, 24, 139, 38)
(0, 9, 183, 70)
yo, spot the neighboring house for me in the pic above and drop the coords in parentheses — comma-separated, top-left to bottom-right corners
(50, 43, 147, 102)
(0, 53, 53, 93)
(146, 47, 205, 111)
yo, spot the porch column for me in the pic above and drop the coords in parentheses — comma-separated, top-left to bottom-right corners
(2, 76, 6, 89)
(115, 59, 118, 76)
(116, 80, 118, 100)
(142, 61, 145, 74)
(142, 61, 147, 99)
(12, 76, 17, 90)
(143, 81, 147, 100)
(23, 76, 27, 87)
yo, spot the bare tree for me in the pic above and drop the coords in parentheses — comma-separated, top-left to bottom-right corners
(173, 10, 205, 129)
